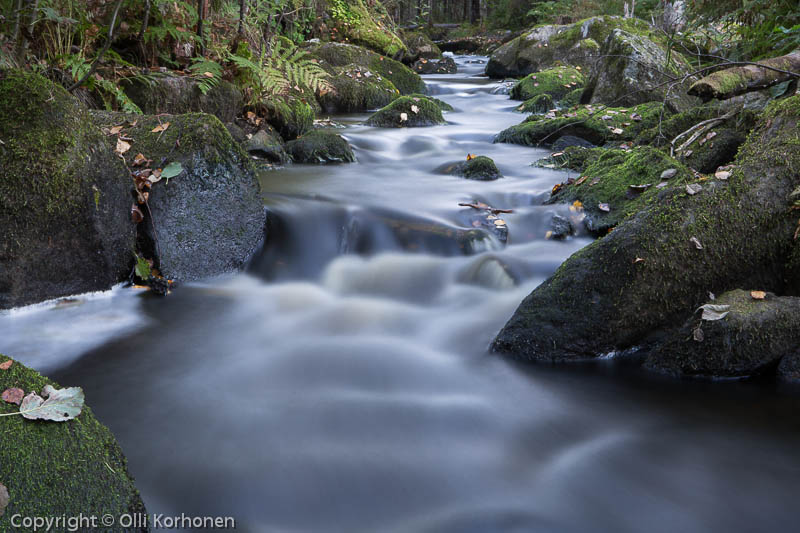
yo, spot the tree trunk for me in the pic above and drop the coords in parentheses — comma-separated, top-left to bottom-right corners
(470, 0, 480, 23)
(196, 0, 206, 56)
(688, 49, 800, 100)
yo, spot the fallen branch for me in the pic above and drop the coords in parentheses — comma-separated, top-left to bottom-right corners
(688, 49, 800, 101)
(670, 108, 737, 157)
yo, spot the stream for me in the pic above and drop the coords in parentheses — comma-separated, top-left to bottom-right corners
(2, 56, 799, 532)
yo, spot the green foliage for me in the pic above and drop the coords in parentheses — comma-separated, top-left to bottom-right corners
(188, 57, 224, 94)
(62, 53, 143, 113)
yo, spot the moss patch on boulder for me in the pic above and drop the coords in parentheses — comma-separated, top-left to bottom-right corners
(400, 30, 442, 62)
(0, 354, 145, 527)
(440, 156, 503, 181)
(324, 0, 407, 57)
(320, 64, 400, 112)
(263, 98, 314, 141)
(365, 96, 445, 127)
(496, 101, 667, 146)
(285, 130, 356, 163)
(510, 66, 584, 102)
(0, 69, 135, 309)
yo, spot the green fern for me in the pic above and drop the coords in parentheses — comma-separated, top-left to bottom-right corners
(188, 57, 224, 95)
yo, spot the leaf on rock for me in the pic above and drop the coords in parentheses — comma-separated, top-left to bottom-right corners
(19, 385, 84, 421)
(160, 161, 183, 181)
(611, 128, 624, 135)
(2, 388, 24, 405)
(698, 304, 730, 321)
(714, 170, 731, 180)
(135, 256, 152, 279)
(410, 104, 419, 114)
(686, 183, 702, 195)
(0, 360, 11, 370)
(598, 203, 610, 212)
(693, 325, 704, 342)
(115, 138, 131, 155)
(109, 125, 123, 135)
(0, 482, 7, 518)
(690, 236, 703, 250)
(751, 290, 766, 300)
(151, 122, 170, 133)
(399, 112, 408, 122)
(131, 204, 144, 223)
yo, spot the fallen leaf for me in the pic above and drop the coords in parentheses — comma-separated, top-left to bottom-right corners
(690, 236, 703, 250)
(751, 290, 766, 300)
(160, 161, 183, 181)
(115, 138, 131, 155)
(574, 175, 588, 185)
(0, 360, 11, 370)
(466, 153, 475, 161)
(686, 183, 702, 195)
(19, 385, 84, 421)
(132, 153, 151, 167)
(633, 257, 645, 263)
(0, 482, 7, 517)
(715, 170, 731, 180)
(151, 122, 170, 133)
(598, 203, 610, 212)
(611, 128, 623, 135)
(589, 178, 601, 186)
(203, 71, 214, 78)
(660, 168, 677, 180)
(698, 304, 730, 321)
(109, 125, 123, 135)
(2, 388, 24, 405)
(131, 204, 144, 223)
(545, 230, 553, 239)
(399, 112, 408, 122)
(551, 183, 562, 195)
(693, 325, 705, 342)
(410, 104, 419, 114)
(493, 219, 506, 226)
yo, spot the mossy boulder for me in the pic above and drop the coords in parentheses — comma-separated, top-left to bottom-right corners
(517, 93, 554, 113)
(407, 93, 453, 111)
(0, 69, 135, 309)
(496, 102, 667, 147)
(244, 128, 288, 164)
(365, 96, 446, 128)
(263, 98, 314, 141)
(92, 111, 266, 283)
(510, 66, 584, 102)
(320, 64, 400, 113)
(285, 130, 355, 164)
(634, 103, 758, 147)
(123, 73, 243, 123)
(412, 57, 457, 74)
(401, 30, 442, 62)
(440, 156, 503, 181)
(0, 354, 146, 528)
(546, 146, 690, 234)
(491, 95, 800, 364)
(324, 0, 407, 58)
(309, 42, 425, 95)
(581, 28, 698, 111)
(485, 16, 649, 78)
(645, 290, 800, 378)
(681, 128, 746, 174)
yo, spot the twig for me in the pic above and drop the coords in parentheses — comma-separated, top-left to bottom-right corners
(67, 0, 124, 92)
(671, 109, 736, 156)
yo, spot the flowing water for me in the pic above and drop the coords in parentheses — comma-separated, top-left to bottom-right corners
(2, 56, 799, 533)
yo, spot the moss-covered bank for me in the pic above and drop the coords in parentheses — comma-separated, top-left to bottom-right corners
(0, 355, 146, 530)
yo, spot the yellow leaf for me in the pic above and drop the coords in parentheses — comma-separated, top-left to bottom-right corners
(151, 122, 170, 133)
(751, 290, 766, 300)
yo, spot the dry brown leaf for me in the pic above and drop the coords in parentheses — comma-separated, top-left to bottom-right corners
(109, 125, 123, 135)
(151, 122, 170, 133)
(131, 204, 144, 223)
(115, 138, 131, 155)
(2, 388, 24, 405)
(751, 290, 766, 300)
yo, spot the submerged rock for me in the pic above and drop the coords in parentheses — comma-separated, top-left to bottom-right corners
(123, 73, 243, 123)
(93, 111, 266, 283)
(0, 69, 135, 309)
(440, 156, 503, 181)
(492, 96, 800, 364)
(0, 354, 146, 527)
(285, 130, 356, 164)
(646, 290, 800, 378)
(365, 96, 446, 128)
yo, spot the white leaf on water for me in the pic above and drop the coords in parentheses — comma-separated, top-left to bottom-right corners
(19, 385, 84, 421)
(698, 304, 730, 321)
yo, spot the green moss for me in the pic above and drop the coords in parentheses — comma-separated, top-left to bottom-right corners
(635, 103, 758, 147)
(408, 93, 453, 111)
(327, 0, 407, 57)
(367, 55, 425, 94)
(445, 156, 503, 181)
(365, 96, 445, 128)
(561, 88, 584, 108)
(510, 66, 584, 102)
(535, 145, 605, 170)
(549, 146, 690, 233)
(0, 355, 145, 527)
(263, 98, 314, 140)
(322, 65, 400, 112)
(497, 101, 668, 146)
(518, 94, 554, 114)
(285, 130, 355, 164)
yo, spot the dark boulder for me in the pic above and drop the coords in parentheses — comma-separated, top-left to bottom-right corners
(123, 73, 243, 123)
(285, 130, 356, 164)
(492, 96, 800, 363)
(93, 111, 266, 283)
(0, 354, 146, 527)
(244, 129, 289, 164)
(412, 57, 457, 74)
(0, 69, 135, 309)
(551, 135, 595, 152)
(645, 290, 800, 378)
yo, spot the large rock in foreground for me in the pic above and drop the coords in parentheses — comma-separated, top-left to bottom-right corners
(485, 16, 647, 78)
(492, 95, 800, 363)
(645, 290, 800, 378)
(93, 112, 266, 283)
(0, 69, 135, 309)
(0, 354, 146, 530)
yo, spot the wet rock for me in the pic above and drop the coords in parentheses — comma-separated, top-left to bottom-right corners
(245, 129, 289, 164)
(0, 69, 135, 309)
(441, 156, 502, 181)
(0, 354, 146, 524)
(510, 66, 584, 102)
(777, 352, 800, 383)
(285, 130, 356, 164)
(646, 290, 800, 378)
(551, 135, 595, 152)
(492, 95, 800, 362)
(491, 80, 517, 95)
(412, 57, 457, 74)
(93, 111, 266, 283)
(366, 96, 446, 128)
(548, 214, 574, 240)
(485, 16, 647, 78)
(581, 28, 698, 111)
(123, 73, 243, 123)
